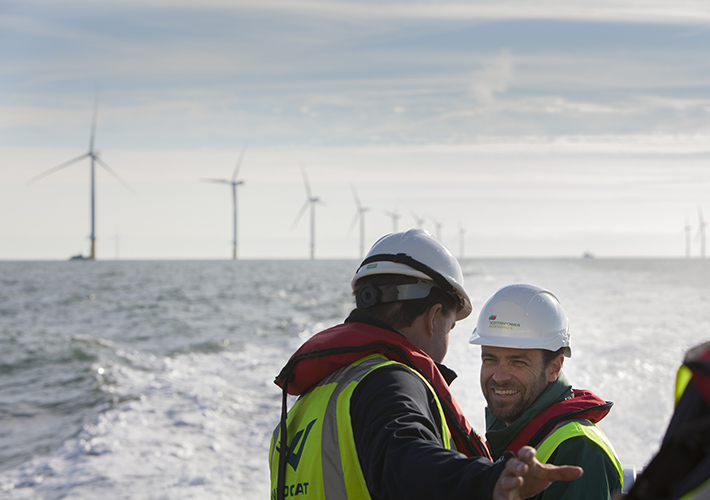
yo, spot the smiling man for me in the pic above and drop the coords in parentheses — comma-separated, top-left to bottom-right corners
(469, 284, 623, 500)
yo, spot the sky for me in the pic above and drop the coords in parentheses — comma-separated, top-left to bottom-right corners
(2, 0, 710, 260)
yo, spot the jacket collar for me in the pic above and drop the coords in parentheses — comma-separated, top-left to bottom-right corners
(344, 314, 458, 385)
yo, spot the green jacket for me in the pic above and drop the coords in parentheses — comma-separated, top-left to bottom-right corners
(485, 373, 622, 500)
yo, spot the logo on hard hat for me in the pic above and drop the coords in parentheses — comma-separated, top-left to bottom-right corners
(367, 263, 378, 269)
(489, 318, 521, 330)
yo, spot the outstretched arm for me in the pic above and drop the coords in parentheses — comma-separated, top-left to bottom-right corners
(494, 446, 583, 500)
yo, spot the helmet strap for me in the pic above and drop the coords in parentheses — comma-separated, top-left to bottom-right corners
(357, 253, 462, 310)
(355, 280, 436, 309)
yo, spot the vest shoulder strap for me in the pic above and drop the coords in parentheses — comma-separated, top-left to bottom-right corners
(536, 419, 624, 488)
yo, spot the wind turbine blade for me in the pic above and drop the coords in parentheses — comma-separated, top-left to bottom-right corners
(301, 166, 312, 199)
(201, 178, 231, 185)
(95, 156, 136, 195)
(351, 185, 362, 210)
(26, 153, 90, 185)
(348, 210, 360, 235)
(90, 89, 99, 152)
(292, 200, 310, 228)
(231, 146, 247, 181)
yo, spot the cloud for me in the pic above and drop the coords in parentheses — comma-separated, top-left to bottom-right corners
(470, 51, 514, 104)
(22, 0, 710, 25)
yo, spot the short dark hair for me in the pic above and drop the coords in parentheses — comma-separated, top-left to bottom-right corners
(351, 274, 458, 330)
(541, 347, 565, 367)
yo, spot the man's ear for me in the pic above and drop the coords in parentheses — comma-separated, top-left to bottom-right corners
(422, 303, 443, 339)
(547, 354, 564, 383)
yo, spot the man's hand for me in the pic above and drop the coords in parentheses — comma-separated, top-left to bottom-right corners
(493, 446, 583, 500)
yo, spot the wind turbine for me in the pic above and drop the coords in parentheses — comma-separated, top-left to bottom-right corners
(26, 93, 130, 260)
(383, 203, 401, 233)
(293, 166, 321, 259)
(684, 218, 692, 258)
(350, 186, 370, 259)
(202, 147, 247, 260)
(458, 219, 466, 259)
(698, 208, 708, 259)
(431, 216, 444, 241)
(411, 211, 425, 229)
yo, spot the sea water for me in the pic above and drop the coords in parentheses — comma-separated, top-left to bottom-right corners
(0, 258, 708, 499)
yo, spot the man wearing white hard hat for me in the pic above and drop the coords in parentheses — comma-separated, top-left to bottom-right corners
(269, 230, 582, 500)
(470, 284, 623, 500)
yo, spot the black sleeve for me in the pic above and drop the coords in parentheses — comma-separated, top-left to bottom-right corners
(350, 365, 508, 500)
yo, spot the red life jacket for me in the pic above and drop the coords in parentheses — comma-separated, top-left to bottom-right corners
(502, 389, 613, 455)
(274, 321, 491, 459)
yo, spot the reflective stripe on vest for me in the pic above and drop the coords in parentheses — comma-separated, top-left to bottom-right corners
(676, 364, 693, 407)
(269, 353, 454, 500)
(535, 419, 624, 489)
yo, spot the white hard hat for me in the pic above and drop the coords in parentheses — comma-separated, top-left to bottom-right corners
(351, 229, 472, 320)
(469, 284, 571, 357)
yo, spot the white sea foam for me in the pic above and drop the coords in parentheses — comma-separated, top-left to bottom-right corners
(1, 343, 288, 499)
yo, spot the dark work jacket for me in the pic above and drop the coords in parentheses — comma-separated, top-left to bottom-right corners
(274, 315, 508, 500)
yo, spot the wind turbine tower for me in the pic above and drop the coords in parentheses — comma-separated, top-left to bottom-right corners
(202, 147, 246, 260)
(26, 93, 130, 260)
(293, 167, 321, 259)
(685, 218, 692, 258)
(350, 186, 370, 259)
(383, 204, 401, 233)
(698, 208, 708, 259)
(431, 217, 444, 241)
(458, 220, 466, 259)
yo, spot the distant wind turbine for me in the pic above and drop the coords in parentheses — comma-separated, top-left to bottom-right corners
(411, 211, 425, 229)
(698, 208, 708, 259)
(383, 204, 401, 233)
(684, 218, 692, 258)
(202, 147, 247, 260)
(292, 166, 321, 259)
(431, 216, 444, 241)
(350, 186, 370, 259)
(26, 93, 131, 260)
(458, 219, 466, 259)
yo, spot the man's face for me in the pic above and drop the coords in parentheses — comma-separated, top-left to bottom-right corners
(430, 307, 457, 363)
(480, 346, 559, 424)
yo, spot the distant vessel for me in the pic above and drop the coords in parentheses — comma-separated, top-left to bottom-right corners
(69, 254, 90, 261)
(582, 252, 595, 259)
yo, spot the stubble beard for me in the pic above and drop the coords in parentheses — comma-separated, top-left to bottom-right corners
(486, 371, 549, 424)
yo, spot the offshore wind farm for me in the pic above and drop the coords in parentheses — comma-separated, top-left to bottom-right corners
(3, 0, 710, 261)
(13, 123, 710, 262)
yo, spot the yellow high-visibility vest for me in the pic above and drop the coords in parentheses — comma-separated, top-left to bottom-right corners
(268, 353, 454, 500)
